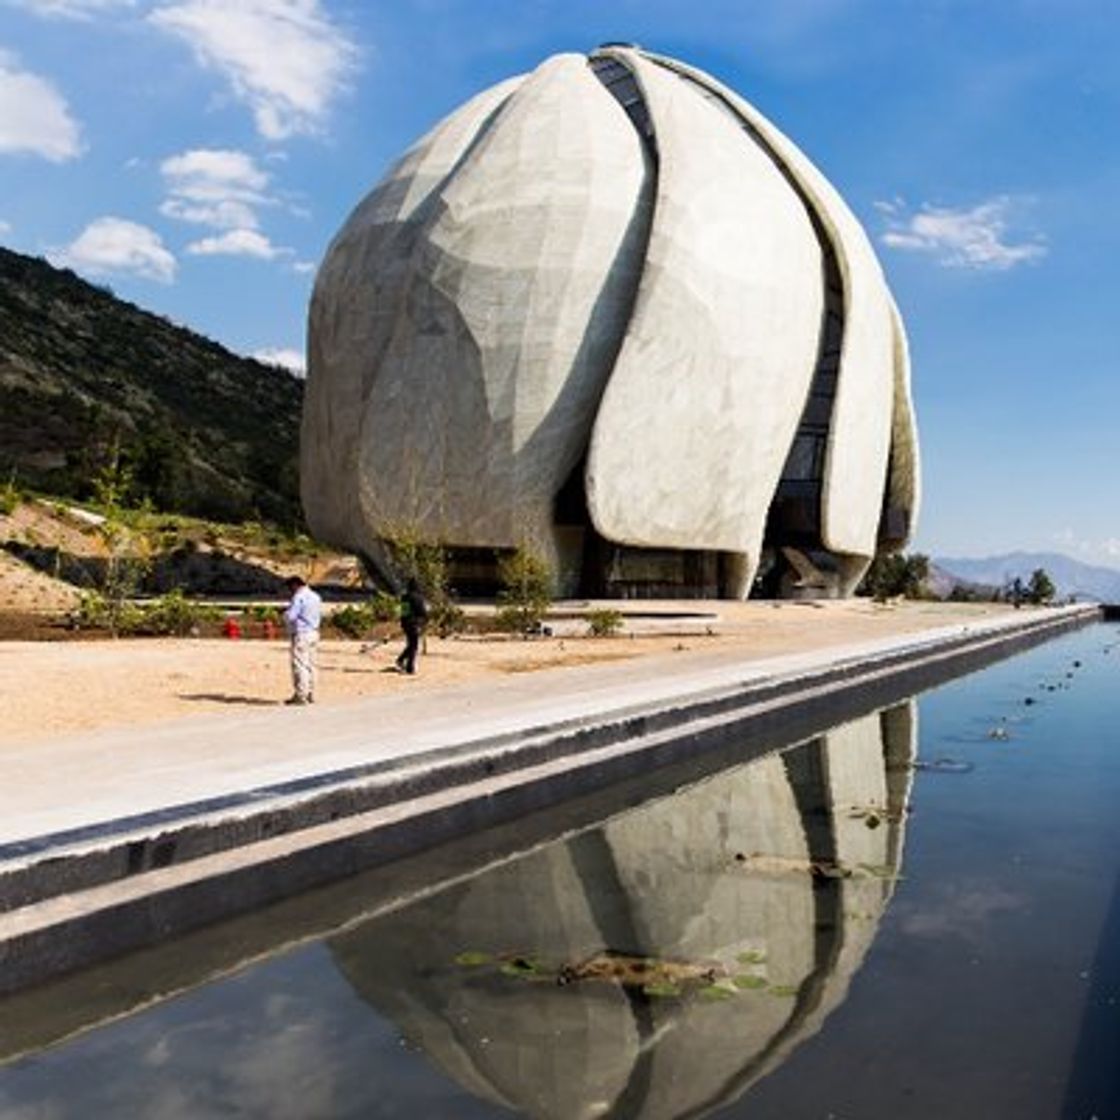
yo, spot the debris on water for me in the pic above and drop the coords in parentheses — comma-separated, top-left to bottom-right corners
(1024, 696, 1037, 706)
(913, 757, 974, 773)
(454, 950, 492, 967)
(847, 804, 905, 825)
(769, 984, 799, 998)
(733, 974, 768, 990)
(737, 949, 767, 965)
(500, 956, 545, 978)
(555, 952, 720, 994)
(987, 725, 1011, 741)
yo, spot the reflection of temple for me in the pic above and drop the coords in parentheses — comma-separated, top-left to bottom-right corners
(332, 703, 916, 1120)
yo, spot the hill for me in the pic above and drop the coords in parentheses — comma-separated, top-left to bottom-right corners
(936, 551, 1120, 603)
(0, 246, 303, 525)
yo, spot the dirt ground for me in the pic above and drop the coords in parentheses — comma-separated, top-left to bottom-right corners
(0, 599, 1023, 744)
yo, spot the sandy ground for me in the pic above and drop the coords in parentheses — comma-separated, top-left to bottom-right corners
(0, 599, 1023, 744)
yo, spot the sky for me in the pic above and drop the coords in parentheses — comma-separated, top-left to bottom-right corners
(1, 0, 1118, 566)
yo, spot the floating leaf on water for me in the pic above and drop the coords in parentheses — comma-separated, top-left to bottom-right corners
(733, 974, 768, 990)
(736, 950, 767, 965)
(858, 863, 895, 879)
(768, 984, 799, 998)
(500, 956, 544, 978)
(642, 983, 681, 998)
(454, 951, 492, 967)
(699, 984, 736, 1001)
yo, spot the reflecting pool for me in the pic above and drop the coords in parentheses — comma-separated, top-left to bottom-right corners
(1, 624, 1118, 1119)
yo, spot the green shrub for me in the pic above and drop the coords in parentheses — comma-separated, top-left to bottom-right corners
(72, 588, 219, 635)
(138, 589, 221, 635)
(586, 608, 624, 637)
(496, 547, 552, 635)
(0, 474, 20, 516)
(370, 589, 401, 622)
(72, 590, 143, 634)
(330, 602, 376, 638)
(430, 600, 466, 638)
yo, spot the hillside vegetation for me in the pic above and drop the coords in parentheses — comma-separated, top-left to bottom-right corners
(0, 246, 303, 525)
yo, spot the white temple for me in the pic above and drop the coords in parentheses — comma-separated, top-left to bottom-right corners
(303, 46, 919, 598)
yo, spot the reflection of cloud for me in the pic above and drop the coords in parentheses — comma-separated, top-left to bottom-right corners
(50, 216, 176, 282)
(877, 196, 1046, 271)
(0, 49, 82, 161)
(897, 880, 1026, 939)
(149, 0, 358, 140)
(0, 1094, 64, 1120)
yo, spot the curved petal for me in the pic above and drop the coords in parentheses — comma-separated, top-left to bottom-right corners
(883, 295, 920, 548)
(356, 54, 652, 564)
(585, 49, 823, 591)
(643, 51, 896, 561)
(302, 76, 523, 551)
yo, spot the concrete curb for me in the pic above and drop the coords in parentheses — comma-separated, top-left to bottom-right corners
(0, 604, 1098, 995)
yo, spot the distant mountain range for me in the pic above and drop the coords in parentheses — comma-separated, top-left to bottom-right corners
(935, 551, 1120, 603)
(0, 246, 303, 525)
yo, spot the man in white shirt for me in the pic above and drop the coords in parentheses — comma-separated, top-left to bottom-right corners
(283, 575, 322, 705)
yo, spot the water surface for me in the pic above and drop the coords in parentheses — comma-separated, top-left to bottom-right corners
(1, 623, 1117, 1119)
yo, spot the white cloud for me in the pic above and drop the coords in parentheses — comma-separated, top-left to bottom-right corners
(877, 196, 1047, 271)
(149, 0, 358, 140)
(161, 147, 271, 230)
(0, 50, 82, 161)
(252, 346, 304, 375)
(50, 216, 177, 282)
(1053, 528, 1120, 566)
(0, 219, 11, 235)
(186, 228, 286, 259)
(292, 259, 315, 274)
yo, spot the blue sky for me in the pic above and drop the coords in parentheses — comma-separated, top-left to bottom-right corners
(1, 0, 1117, 566)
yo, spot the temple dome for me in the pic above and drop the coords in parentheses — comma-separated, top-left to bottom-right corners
(302, 46, 919, 599)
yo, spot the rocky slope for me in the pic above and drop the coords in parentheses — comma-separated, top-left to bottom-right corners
(0, 246, 303, 525)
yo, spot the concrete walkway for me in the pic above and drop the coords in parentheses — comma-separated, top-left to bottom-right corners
(0, 603, 1099, 995)
(1, 604, 1095, 848)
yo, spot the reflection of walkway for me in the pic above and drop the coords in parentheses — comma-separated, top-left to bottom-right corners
(332, 703, 916, 1120)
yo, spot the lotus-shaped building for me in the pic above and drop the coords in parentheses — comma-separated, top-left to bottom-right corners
(303, 45, 919, 598)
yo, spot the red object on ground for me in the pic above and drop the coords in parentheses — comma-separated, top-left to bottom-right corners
(222, 616, 241, 640)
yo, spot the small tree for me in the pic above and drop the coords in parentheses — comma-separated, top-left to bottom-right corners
(1027, 568, 1056, 605)
(858, 551, 930, 601)
(496, 547, 552, 635)
(381, 525, 464, 637)
(90, 442, 151, 636)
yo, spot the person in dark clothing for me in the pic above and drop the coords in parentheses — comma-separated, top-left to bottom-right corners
(396, 578, 428, 674)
